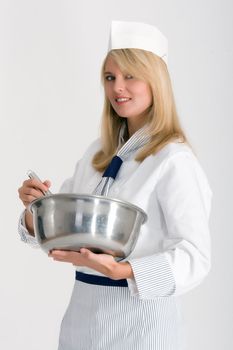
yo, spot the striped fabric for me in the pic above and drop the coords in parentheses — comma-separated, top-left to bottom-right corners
(128, 253, 176, 299)
(18, 210, 39, 247)
(93, 123, 150, 196)
(58, 280, 182, 350)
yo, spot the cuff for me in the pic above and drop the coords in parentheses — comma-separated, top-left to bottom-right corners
(127, 254, 176, 299)
(18, 211, 39, 247)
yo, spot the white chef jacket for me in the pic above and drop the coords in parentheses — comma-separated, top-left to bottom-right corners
(19, 138, 212, 299)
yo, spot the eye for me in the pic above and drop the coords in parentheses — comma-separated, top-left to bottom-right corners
(105, 75, 115, 81)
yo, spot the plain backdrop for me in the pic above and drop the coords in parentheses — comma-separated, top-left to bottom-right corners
(0, 0, 232, 349)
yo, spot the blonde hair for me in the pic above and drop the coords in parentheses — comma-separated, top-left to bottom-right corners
(92, 48, 188, 172)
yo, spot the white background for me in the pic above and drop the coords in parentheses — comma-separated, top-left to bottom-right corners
(0, 0, 232, 349)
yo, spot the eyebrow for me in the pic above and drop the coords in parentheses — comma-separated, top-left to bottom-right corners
(104, 71, 114, 75)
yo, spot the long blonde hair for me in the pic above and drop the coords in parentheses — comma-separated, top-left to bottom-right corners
(92, 48, 188, 172)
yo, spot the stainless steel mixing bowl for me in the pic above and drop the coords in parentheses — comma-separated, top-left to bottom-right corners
(29, 193, 147, 260)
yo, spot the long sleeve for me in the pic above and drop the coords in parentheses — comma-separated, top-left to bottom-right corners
(127, 151, 212, 299)
(18, 210, 39, 247)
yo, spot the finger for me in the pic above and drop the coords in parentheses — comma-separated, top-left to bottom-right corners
(49, 252, 77, 263)
(19, 191, 44, 203)
(80, 248, 101, 259)
(43, 180, 51, 188)
(49, 250, 78, 259)
(20, 195, 39, 204)
(48, 251, 67, 261)
(23, 179, 50, 193)
(80, 248, 92, 254)
(51, 256, 69, 262)
(19, 184, 46, 201)
(50, 250, 70, 257)
(24, 187, 45, 197)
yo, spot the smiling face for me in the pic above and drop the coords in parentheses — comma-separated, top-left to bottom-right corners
(104, 56, 153, 135)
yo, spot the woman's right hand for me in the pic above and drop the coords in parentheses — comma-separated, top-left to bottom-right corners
(18, 178, 51, 233)
(18, 178, 51, 208)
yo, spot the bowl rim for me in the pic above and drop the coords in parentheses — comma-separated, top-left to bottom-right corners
(28, 193, 147, 223)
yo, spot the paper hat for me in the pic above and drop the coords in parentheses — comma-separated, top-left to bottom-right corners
(108, 21, 168, 64)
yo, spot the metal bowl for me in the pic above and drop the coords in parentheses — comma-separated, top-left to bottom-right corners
(29, 193, 147, 260)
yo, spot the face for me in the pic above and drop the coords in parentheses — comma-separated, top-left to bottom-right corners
(104, 56, 152, 131)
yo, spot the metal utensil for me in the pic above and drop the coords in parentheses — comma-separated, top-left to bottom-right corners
(29, 193, 147, 260)
(27, 169, 52, 196)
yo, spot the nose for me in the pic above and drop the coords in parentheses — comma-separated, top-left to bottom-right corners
(113, 76, 125, 94)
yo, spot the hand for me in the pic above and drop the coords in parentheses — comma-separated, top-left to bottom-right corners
(18, 178, 51, 208)
(48, 248, 134, 280)
(18, 177, 51, 233)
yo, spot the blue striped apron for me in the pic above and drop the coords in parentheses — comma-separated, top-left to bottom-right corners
(58, 272, 183, 350)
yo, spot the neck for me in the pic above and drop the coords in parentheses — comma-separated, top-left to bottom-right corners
(126, 109, 151, 137)
(127, 118, 148, 138)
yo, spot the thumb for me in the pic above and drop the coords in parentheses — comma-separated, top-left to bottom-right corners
(80, 248, 92, 258)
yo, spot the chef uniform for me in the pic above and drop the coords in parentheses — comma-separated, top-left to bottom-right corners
(18, 21, 212, 350)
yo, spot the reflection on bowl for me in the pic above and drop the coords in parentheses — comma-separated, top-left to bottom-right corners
(29, 193, 147, 260)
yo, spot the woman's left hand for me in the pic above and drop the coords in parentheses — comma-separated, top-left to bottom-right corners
(48, 248, 133, 280)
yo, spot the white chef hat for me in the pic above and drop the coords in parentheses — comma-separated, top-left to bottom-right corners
(108, 20, 168, 64)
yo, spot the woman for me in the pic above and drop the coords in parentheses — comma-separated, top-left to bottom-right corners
(18, 21, 212, 350)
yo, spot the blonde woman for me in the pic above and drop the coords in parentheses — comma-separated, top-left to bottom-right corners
(18, 21, 212, 350)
